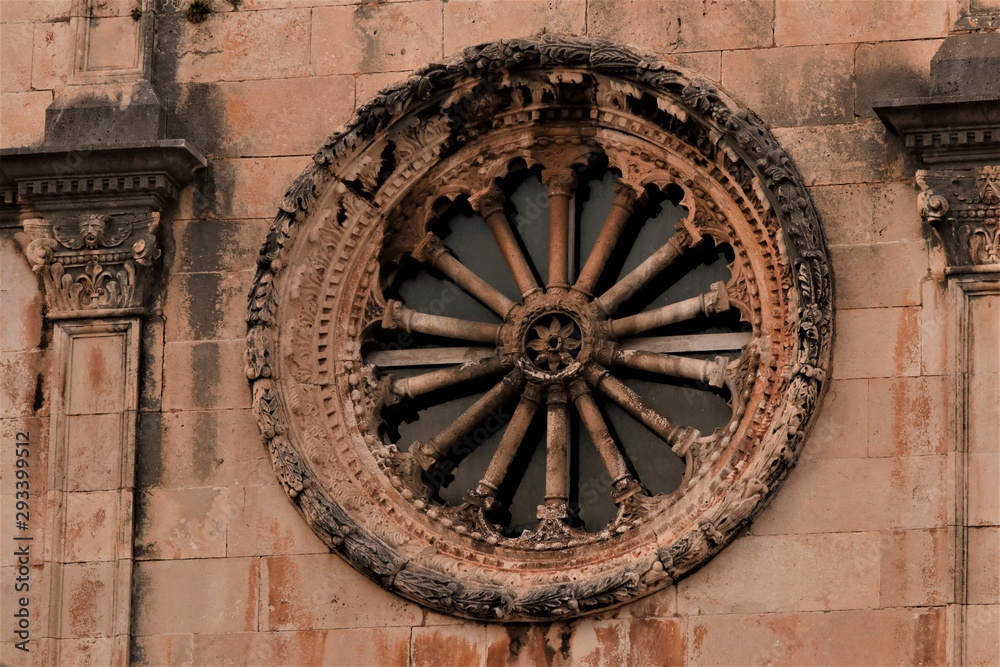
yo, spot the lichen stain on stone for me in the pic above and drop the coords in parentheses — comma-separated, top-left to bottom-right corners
(191, 342, 221, 407)
(263, 557, 300, 628)
(69, 571, 106, 635)
(86, 341, 109, 393)
(183, 271, 224, 339)
(353, 1, 388, 74)
(913, 609, 943, 666)
(193, 410, 220, 482)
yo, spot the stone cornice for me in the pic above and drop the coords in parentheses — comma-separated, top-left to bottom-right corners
(874, 33, 1000, 275)
(1, 140, 206, 319)
(873, 95, 1000, 167)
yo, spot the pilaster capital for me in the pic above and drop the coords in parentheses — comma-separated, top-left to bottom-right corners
(1, 140, 205, 319)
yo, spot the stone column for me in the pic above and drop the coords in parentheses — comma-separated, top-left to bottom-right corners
(876, 33, 1000, 667)
(2, 144, 204, 665)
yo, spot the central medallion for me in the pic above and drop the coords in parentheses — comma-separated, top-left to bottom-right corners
(524, 312, 582, 372)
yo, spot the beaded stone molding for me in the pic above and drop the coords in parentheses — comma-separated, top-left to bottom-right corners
(247, 36, 832, 621)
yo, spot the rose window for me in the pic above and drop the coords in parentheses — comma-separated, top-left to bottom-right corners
(247, 37, 832, 621)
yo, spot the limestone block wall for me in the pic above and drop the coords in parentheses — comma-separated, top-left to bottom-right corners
(1, 0, 997, 665)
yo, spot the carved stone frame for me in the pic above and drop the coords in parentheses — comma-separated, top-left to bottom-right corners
(247, 36, 833, 621)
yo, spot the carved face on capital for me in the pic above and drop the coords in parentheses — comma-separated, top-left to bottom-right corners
(78, 215, 108, 248)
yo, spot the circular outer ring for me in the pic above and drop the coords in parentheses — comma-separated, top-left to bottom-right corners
(246, 36, 833, 621)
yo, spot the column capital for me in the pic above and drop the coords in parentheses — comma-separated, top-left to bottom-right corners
(1, 140, 205, 319)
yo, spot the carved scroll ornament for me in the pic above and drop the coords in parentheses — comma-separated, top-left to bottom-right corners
(246, 36, 833, 621)
(919, 165, 1000, 270)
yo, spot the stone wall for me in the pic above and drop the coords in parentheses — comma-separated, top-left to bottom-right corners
(1, 0, 997, 665)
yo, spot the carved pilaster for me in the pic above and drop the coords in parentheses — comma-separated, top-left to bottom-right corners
(0, 141, 203, 666)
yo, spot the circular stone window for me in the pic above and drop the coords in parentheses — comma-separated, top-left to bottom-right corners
(247, 36, 832, 621)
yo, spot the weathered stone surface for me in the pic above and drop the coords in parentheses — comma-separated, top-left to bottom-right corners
(722, 44, 855, 127)
(412, 625, 488, 667)
(800, 378, 869, 460)
(259, 555, 422, 631)
(311, 2, 443, 76)
(133, 557, 260, 635)
(968, 452, 1000, 527)
(444, 0, 586, 53)
(0, 350, 46, 418)
(831, 307, 921, 379)
(162, 76, 355, 157)
(175, 157, 308, 222)
(29, 20, 73, 90)
(753, 455, 948, 534)
(774, 123, 888, 186)
(136, 408, 271, 489)
(226, 483, 328, 557)
(670, 51, 721, 82)
(170, 219, 272, 276)
(970, 373, 999, 453)
(776, 0, 949, 46)
(134, 487, 229, 560)
(967, 604, 1000, 666)
(688, 607, 946, 666)
(856, 39, 942, 120)
(65, 414, 122, 491)
(589, 0, 773, 53)
(0, 23, 32, 92)
(0, 90, 50, 147)
(164, 270, 251, 342)
(161, 341, 250, 411)
(677, 533, 881, 614)
(155, 10, 310, 83)
(63, 490, 120, 562)
(968, 527, 1000, 604)
(812, 182, 922, 246)
(131, 633, 193, 667)
(54, 637, 113, 667)
(869, 376, 951, 457)
(829, 241, 928, 309)
(60, 561, 116, 638)
(880, 529, 952, 607)
(0, 0, 72, 23)
(0, 239, 42, 353)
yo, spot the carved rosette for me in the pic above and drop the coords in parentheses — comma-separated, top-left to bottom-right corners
(247, 36, 832, 621)
(919, 165, 1000, 269)
(16, 211, 162, 318)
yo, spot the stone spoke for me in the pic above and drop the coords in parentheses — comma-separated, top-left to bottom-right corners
(466, 383, 543, 507)
(411, 232, 516, 317)
(367, 346, 495, 368)
(620, 332, 752, 354)
(544, 384, 571, 506)
(543, 169, 576, 289)
(593, 227, 703, 316)
(584, 364, 700, 457)
(607, 347, 729, 388)
(382, 299, 502, 344)
(472, 186, 540, 298)
(411, 370, 525, 470)
(608, 281, 730, 337)
(390, 354, 509, 400)
(569, 380, 645, 504)
(573, 181, 643, 296)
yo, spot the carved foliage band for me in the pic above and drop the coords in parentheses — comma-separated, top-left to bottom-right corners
(247, 36, 833, 621)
